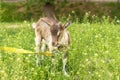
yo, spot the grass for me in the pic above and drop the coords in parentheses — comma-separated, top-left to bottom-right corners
(1, 2, 120, 22)
(0, 21, 120, 80)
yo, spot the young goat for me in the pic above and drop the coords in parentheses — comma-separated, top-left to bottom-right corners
(32, 17, 71, 76)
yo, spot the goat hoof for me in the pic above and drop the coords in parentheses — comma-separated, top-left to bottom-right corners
(64, 72, 70, 77)
(36, 61, 40, 67)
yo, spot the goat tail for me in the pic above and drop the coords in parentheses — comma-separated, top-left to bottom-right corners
(32, 22, 37, 29)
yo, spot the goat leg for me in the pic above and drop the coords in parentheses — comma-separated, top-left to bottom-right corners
(35, 36, 41, 66)
(62, 52, 69, 77)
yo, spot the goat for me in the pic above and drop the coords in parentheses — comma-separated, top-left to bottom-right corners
(32, 17, 71, 76)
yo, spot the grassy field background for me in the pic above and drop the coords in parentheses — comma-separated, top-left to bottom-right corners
(1, 2, 120, 22)
(0, 20, 120, 80)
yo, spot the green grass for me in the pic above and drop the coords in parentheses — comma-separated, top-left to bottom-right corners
(1, 2, 120, 22)
(0, 21, 120, 80)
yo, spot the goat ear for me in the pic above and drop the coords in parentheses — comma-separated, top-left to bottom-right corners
(32, 23, 37, 29)
(64, 21, 71, 29)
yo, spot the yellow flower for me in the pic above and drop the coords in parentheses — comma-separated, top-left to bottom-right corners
(72, 10, 75, 14)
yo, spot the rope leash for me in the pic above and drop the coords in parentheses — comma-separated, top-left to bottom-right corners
(0, 46, 52, 57)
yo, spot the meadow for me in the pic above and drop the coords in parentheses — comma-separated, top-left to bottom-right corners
(0, 20, 120, 80)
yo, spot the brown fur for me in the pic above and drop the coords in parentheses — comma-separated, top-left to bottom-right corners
(32, 17, 71, 76)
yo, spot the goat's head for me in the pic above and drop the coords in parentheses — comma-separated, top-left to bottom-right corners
(52, 21, 71, 46)
(57, 21, 71, 35)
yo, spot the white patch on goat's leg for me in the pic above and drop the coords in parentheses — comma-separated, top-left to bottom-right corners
(46, 36, 53, 53)
(36, 54, 39, 66)
(41, 44, 45, 60)
(35, 37, 41, 66)
(48, 43, 53, 53)
(51, 58, 56, 74)
(40, 40, 46, 60)
(52, 58, 56, 65)
(62, 57, 69, 77)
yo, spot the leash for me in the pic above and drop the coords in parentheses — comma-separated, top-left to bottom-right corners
(0, 46, 52, 56)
